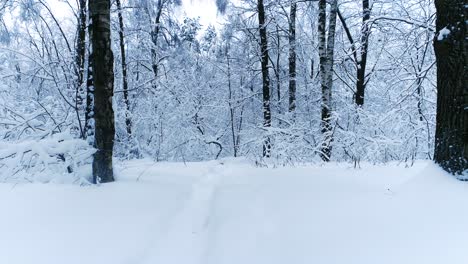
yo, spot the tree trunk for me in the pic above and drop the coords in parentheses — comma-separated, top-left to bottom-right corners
(275, 25, 281, 114)
(318, 0, 338, 161)
(318, 0, 328, 160)
(325, 0, 338, 93)
(150, 0, 163, 89)
(226, 46, 238, 157)
(84, 14, 94, 140)
(75, 0, 87, 138)
(258, 0, 272, 158)
(288, 1, 297, 114)
(337, 1, 371, 107)
(116, 0, 132, 137)
(89, 0, 115, 183)
(433, 0, 467, 175)
(85, 59, 94, 140)
(355, 0, 370, 106)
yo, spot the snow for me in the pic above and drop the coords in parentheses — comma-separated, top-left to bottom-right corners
(0, 133, 94, 183)
(0, 159, 467, 264)
(437, 27, 451, 40)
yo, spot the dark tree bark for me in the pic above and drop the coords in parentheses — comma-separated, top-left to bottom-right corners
(258, 0, 272, 158)
(433, 0, 467, 175)
(355, 0, 370, 106)
(337, 0, 370, 107)
(115, 0, 132, 137)
(275, 25, 281, 113)
(318, 0, 328, 160)
(318, 0, 338, 161)
(84, 17, 94, 140)
(75, 0, 87, 138)
(150, 0, 164, 88)
(89, 0, 115, 183)
(85, 60, 94, 139)
(288, 1, 297, 114)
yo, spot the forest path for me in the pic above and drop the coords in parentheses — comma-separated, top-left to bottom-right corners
(1, 160, 467, 264)
(141, 162, 222, 264)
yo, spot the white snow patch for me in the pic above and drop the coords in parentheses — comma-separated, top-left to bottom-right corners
(437, 27, 451, 40)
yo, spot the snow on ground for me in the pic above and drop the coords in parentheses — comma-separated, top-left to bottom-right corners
(0, 159, 467, 264)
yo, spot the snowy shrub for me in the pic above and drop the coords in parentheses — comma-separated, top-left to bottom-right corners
(0, 132, 95, 183)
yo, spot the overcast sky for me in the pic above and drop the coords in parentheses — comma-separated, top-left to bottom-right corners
(180, 0, 221, 27)
(47, 0, 221, 28)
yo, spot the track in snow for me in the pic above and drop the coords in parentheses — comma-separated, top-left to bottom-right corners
(142, 163, 222, 264)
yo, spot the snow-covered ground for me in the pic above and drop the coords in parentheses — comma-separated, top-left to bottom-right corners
(0, 159, 467, 264)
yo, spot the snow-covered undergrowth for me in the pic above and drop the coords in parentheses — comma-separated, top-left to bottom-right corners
(0, 132, 94, 183)
(0, 159, 467, 264)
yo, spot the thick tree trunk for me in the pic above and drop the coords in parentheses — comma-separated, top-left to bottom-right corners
(433, 0, 467, 175)
(258, 0, 272, 158)
(288, 1, 297, 114)
(355, 0, 370, 106)
(116, 0, 132, 137)
(89, 0, 115, 183)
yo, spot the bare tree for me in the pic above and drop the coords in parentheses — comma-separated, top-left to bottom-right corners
(338, 0, 371, 106)
(355, 0, 370, 106)
(288, 0, 297, 114)
(257, 0, 272, 158)
(75, 0, 87, 139)
(115, 0, 132, 137)
(318, 0, 338, 161)
(150, 0, 164, 88)
(85, 12, 95, 140)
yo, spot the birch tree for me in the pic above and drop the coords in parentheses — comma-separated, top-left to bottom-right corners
(75, 0, 87, 138)
(318, 0, 338, 161)
(288, 0, 297, 114)
(89, 0, 115, 183)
